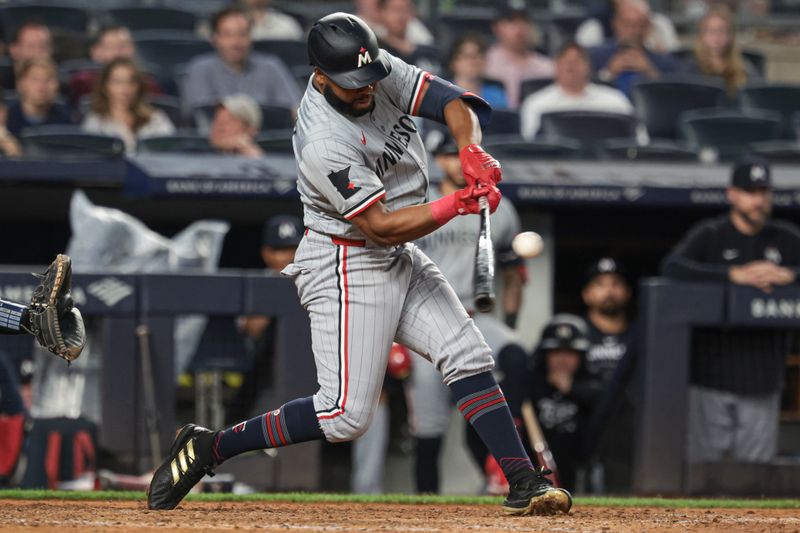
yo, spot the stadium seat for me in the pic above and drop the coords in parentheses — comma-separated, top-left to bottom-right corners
(520, 78, 554, 102)
(538, 111, 637, 158)
(0, 4, 88, 36)
(739, 84, 800, 139)
(256, 130, 294, 154)
(679, 109, 783, 161)
(192, 105, 293, 133)
(137, 133, 213, 154)
(483, 109, 521, 136)
(106, 7, 199, 33)
(435, 10, 495, 53)
(0, 57, 14, 89)
(601, 139, 698, 162)
(21, 126, 125, 159)
(150, 95, 185, 129)
(481, 135, 581, 159)
(253, 39, 308, 68)
(540, 12, 588, 56)
(632, 78, 727, 140)
(134, 33, 213, 78)
(749, 140, 800, 163)
(253, 40, 313, 86)
(671, 47, 766, 76)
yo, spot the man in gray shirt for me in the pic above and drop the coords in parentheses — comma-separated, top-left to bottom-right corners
(182, 6, 301, 112)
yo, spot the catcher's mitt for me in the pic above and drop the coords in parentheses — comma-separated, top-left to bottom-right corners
(23, 254, 86, 362)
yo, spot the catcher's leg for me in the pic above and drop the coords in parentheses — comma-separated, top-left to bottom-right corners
(0, 299, 29, 335)
(395, 247, 570, 515)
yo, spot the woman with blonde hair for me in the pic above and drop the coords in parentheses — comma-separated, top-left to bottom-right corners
(82, 57, 174, 154)
(687, 5, 760, 95)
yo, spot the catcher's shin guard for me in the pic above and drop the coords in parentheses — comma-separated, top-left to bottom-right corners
(147, 424, 216, 510)
(502, 468, 572, 516)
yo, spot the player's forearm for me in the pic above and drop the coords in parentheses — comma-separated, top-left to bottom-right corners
(353, 202, 441, 246)
(444, 99, 482, 150)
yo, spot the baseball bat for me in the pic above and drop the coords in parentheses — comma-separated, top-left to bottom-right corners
(136, 324, 162, 471)
(521, 400, 562, 488)
(473, 195, 495, 313)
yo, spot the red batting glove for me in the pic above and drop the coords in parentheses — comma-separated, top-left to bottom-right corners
(460, 144, 502, 187)
(429, 184, 502, 225)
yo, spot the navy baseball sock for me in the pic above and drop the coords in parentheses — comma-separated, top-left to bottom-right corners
(211, 396, 324, 464)
(450, 372, 534, 481)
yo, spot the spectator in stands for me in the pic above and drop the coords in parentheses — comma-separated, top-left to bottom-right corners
(6, 22, 52, 90)
(529, 314, 600, 492)
(182, 7, 300, 111)
(68, 26, 162, 108)
(685, 5, 761, 96)
(377, 0, 440, 73)
(0, 103, 22, 157)
(9, 22, 52, 65)
(520, 42, 632, 139)
(580, 257, 638, 494)
(209, 94, 264, 158)
(590, 0, 679, 98)
(447, 33, 508, 109)
(577, 0, 679, 53)
(82, 58, 175, 155)
(356, 0, 433, 46)
(662, 156, 800, 464)
(6, 59, 71, 137)
(240, 0, 304, 40)
(485, 6, 554, 108)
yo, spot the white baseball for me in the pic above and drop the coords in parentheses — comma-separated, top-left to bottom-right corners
(512, 231, 544, 259)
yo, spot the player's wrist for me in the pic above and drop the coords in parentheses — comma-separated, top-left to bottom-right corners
(429, 194, 459, 225)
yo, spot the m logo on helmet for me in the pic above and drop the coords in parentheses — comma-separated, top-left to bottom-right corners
(357, 46, 372, 68)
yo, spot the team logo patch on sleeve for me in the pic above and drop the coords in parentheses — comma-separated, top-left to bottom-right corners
(328, 166, 361, 199)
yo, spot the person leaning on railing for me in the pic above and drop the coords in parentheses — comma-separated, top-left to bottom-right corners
(661, 156, 800, 464)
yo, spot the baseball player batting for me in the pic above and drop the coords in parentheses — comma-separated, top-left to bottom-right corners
(148, 13, 571, 516)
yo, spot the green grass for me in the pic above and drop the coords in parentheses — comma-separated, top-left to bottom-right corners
(0, 490, 798, 508)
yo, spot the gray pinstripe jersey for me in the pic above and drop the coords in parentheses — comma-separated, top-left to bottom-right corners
(293, 51, 431, 240)
(415, 187, 521, 308)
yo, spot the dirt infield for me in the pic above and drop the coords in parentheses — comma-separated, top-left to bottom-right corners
(2, 499, 799, 533)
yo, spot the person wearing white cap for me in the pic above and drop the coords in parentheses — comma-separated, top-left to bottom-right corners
(209, 93, 264, 158)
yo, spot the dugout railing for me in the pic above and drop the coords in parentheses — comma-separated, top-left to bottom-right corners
(0, 269, 320, 491)
(636, 279, 800, 496)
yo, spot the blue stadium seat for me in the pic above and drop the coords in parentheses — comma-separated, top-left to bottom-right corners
(435, 10, 495, 54)
(481, 135, 581, 159)
(520, 78, 554, 103)
(137, 133, 213, 154)
(256, 130, 294, 154)
(739, 84, 800, 139)
(749, 140, 800, 163)
(21, 126, 125, 159)
(679, 109, 783, 161)
(252, 39, 307, 67)
(671, 47, 766, 77)
(632, 78, 727, 140)
(0, 4, 88, 36)
(538, 111, 637, 158)
(193, 104, 293, 133)
(107, 7, 199, 33)
(133, 32, 213, 78)
(483, 108, 520, 136)
(601, 139, 698, 162)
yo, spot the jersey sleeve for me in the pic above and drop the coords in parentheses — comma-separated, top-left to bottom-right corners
(379, 50, 425, 115)
(299, 138, 386, 220)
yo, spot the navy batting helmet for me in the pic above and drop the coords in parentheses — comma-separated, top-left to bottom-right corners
(537, 314, 591, 354)
(308, 13, 392, 89)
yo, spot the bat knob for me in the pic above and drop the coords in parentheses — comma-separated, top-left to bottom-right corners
(474, 295, 495, 313)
